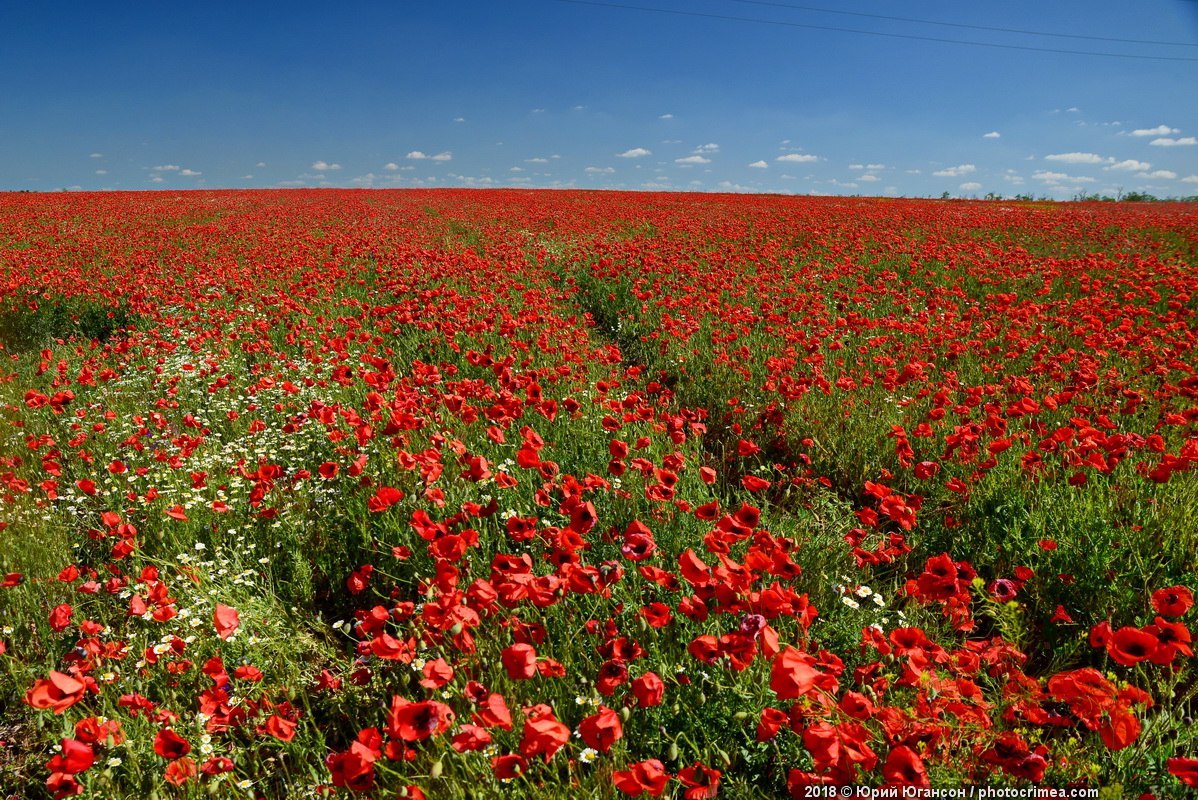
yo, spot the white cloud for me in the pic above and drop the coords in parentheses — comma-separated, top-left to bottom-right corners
(693, 143, 719, 153)
(454, 117, 465, 123)
(525, 157, 549, 164)
(585, 166, 615, 174)
(983, 131, 1001, 139)
(1045, 152, 1110, 164)
(932, 164, 976, 177)
(240, 175, 253, 180)
(658, 113, 673, 120)
(1181, 175, 1198, 184)
(180, 169, 202, 177)
(1150, 137, 1197, 147)
(256, 162, 267, 168)
(776, 153, 818, 163)
(152, 165, 181, 171)
(848, 164, 863, 170)
(1131, 124, 1179, 137)
(95, 169, 107, 175)
(510, 166, 524, 172)
(384, 162, 399, 171)
(406, 151, 452, 161)
(1137, 170, 1177, 180)
(748, 160, 768, 169)
(675, 155, 711, 165)
(311, 161, 341, 171)
(150, 176, 164, 183)
(959, 182, 982, 191)
(617, 148, 652, 158)
(89, 152, 103, 158)
(1032, 170, 1094, 184)
(858, 174, 880, 182)
(1106, 159, 1151, 171)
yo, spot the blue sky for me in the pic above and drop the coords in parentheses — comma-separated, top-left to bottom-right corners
(3, 0, 1197, 197)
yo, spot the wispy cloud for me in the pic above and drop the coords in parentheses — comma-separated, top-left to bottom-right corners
(180, 169, 202, 177)
(311, 161, 341, 170)
(675, 155, 711, 165)
(1044, 152, 1110, 165)
(983, 131, 1001, 139)
(658, 113, 673, 120)
(693, 143, 719, 154)
(585, 166, 615, 174)
(932, 164, 976, 177)
(1106, 159, 1150, 171)
(776, 153, 818, 163)
(617, 147, 651, 158)
(1131, 124, 1179, 137)
(1150, 137, 1197, 147)
(406, 151, 452, 161)
(1032, 170, 1094, 185)
(748, 160, 768, 169)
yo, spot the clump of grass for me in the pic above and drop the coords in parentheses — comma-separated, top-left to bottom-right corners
(0, 295, 141, 352)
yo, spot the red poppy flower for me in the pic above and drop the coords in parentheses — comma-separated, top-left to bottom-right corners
(631, 672, 664, 707)
(519, 711, 570, 760)
(327, 741, 377, 791)
(882, 745, 929, 788)
(386, 696, 454, 741)
(473, 693, 513, 730)
(154, 729, 191, 760)
(613, 759, 670, 797)
(451, 724, 493, 752)
(578, 705, 623, 753)
(213, 603, 239, 640)
(1153, 585, 1194, 617)
(678, 761, 721, 800)
(501, 643, 537, 680)
(25, 671, 87, 714)
(770, 646, 821, 700)
(164, 757, 197, 786)
(1106, 626, 1160, 667)
(490, 753, 527, 780)
(48, 604, 73, 632)
(46, 738, 94, 775)
(1168, 757, 1198, 788)
(756, 707, 788, 742)
(260, 713, 298, 742)
(367, 486, 403, 512)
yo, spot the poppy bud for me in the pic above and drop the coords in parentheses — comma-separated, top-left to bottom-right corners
(430, 758, 443, 779)
(667, 742, 679, 761)
(449, 622, 463, 636)
(620, 706, 631, 722)
(732, 711, 748, 721)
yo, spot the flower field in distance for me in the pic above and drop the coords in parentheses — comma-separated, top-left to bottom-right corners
(1, 189, 1197, 798)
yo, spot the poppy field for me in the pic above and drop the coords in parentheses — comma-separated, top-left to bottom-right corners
(2, 188, 1197, 798)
